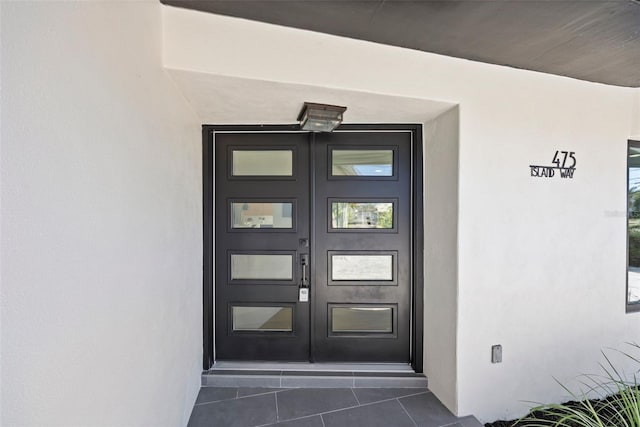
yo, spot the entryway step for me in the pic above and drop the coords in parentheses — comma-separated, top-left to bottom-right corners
(202, 363, 427, 388)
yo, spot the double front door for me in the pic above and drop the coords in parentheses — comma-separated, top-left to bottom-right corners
(214, 129, 412, 362)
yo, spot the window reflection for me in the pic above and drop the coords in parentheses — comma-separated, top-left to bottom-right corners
(332, 150, 393, 176)
(331, 307, 393, 333)
(331, 202, 393, 229)
(629, 142, 640, 305)
(233, 306, 293, 331)
(232, 150, 293, 176)
(331, 255, 393, 281)
(230, 254, 293, 280)
(231, 202, 293, 229)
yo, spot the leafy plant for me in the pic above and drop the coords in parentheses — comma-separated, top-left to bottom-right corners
(629, 228, 640, 266)
(515, 344, 640, 427)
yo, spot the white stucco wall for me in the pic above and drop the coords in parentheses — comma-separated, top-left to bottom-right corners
(1, 2, 202, 426)
(423, 108, 460, 413)
(632, 88, 640, 140)
(163, 7, 639, 422)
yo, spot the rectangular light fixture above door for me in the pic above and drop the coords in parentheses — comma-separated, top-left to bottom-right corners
(297, 102, 347, 132)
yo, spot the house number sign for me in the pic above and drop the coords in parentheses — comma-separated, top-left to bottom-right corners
(530, 151, 576, 179)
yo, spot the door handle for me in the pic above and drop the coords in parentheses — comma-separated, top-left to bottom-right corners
(300, 254, 309, 288)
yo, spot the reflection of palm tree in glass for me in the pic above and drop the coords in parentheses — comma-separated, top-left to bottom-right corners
(378, 206, 393, 229)
(629, 168, 640, 269)
(332, 202, 393, 229)
(351, 203, 377, 228)
(628, 159, 640, 304)
(332, 203, 347, 228)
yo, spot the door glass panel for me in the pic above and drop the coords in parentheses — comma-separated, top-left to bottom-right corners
(231, 202, 293, 229)
(629, 142, 640, 305)
(331, 307, 393, 333)
(230, 254, 293, 280)
(232, 150, 293, 176)
(332, 255, 393, 281)
(233, 306, 293, 331)
(331, 202, 393, 229)
(332, 150, 393, 176)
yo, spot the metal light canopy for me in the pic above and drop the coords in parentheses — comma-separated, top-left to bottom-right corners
(297, 102, 347, 132)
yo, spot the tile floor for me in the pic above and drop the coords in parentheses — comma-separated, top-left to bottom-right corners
(187, 387, 483, 427)
(202, 370, 428, 389)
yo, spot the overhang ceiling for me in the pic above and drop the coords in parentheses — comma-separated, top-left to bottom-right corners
(167, 70, 455, 124)
(161, 0, 640, 88)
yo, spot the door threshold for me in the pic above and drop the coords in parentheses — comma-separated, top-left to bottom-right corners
(203, 362, 427, 388)
(210, 361, 415, 373)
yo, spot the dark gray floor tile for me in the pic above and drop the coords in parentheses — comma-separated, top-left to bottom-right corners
(208, 370, 282, 376)
(353, 372, 425, 377)
(195, 387, 238, 404)
(277, 388, 358, 421)
(287, 371, 353, 376)
(281, 376, 353, 388)
(399, 392, 458, 427)
(187, 393, 277, 427)
(270, 415, 325, 427)
(322, 399, 415, 427)
(354, 377, 428, 388)
(353, 387, 428, 404)
(202, 374, 281, 387)
(238, 387, 285, 397)
(457, 415, 484, 427)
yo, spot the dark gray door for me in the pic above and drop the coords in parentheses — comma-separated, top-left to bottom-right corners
(312, 132, 411, 362)
(214, 130, 411, 362)
(214, 132, 310, 360)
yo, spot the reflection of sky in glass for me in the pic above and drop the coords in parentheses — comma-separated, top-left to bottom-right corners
(353, 165, 393, 176)
(628, 268, 640, 304)
(630, 167, 640, 191)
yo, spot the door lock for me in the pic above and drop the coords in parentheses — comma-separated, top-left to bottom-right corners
(300, 254, 309, 288)
(299, 254, 309, 302)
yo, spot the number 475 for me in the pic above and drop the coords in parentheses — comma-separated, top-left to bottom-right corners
(552, 151, 576, 168)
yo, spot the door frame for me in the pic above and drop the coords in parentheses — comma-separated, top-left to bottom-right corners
(202, 124, 424, 372)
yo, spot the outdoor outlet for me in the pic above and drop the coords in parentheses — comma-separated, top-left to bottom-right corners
(491, 345, 502, 363)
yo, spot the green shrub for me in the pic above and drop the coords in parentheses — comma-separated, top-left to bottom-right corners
(517, 344, 640, 427)
(630, 230, 640, 267)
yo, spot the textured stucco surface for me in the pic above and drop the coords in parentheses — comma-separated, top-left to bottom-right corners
(163, 7, 639, 422)
(1, 2, 202, 425)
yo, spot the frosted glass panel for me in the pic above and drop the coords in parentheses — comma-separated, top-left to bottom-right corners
(233, 150, 293, 176)
(233, 306, 293, 331)
(331, 307, 392, 333)
(231, 202, 293, 229)
(231, 254, 293, 280)
(332, 255, 393, 281)
(332, 202, 393, 229)
(332, 150, 393, 176)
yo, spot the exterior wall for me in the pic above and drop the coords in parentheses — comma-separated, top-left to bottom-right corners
(163, 7, 639, 422)
(1, 2, 202, 426)
(455, 79, 635, 422)
(423, 108, 460, 413)
(633, 88, 640, 139)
